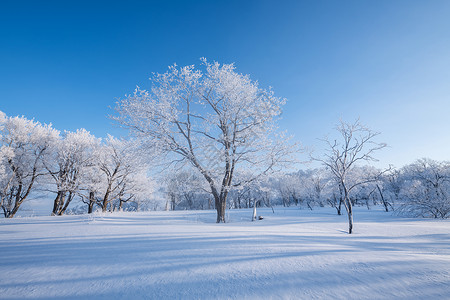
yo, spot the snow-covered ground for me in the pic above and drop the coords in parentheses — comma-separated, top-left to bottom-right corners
(1, 207, 449, 299)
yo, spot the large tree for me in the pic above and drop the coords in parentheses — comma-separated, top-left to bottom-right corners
(115, 59, 295, 222)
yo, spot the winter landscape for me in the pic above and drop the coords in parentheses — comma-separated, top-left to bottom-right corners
(2, 1, 450, 299)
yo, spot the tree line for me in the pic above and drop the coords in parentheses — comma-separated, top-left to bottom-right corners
(0, 112, 153, 218)
(165, 158, 450, 219)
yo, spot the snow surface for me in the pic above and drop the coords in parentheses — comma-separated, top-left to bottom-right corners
(1, 207, 449, 299)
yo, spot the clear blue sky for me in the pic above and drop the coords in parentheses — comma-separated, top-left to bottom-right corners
(1, 0, 449, 168)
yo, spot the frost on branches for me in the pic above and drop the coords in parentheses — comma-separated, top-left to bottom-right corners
(94, 136, 151, 212)
(0, 111, 155, 217)
(313, 119, 388, 234)
(43, 129, 99, 216)
(115, 59, 296, 222)
(398, 158, 450, 219)
(0, 112, 59, 218)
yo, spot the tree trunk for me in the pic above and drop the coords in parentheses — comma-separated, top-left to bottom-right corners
(2, 205, 7, 218)
(58, 193, 66, 215)
(8, 191, 24, 218)
(102, 191, 110, 213)
(52, 192, 66, 216)
(342, 184, 353, 234)
(216, 196, 226, 223)
(52, 192, 62, 216)
(347, 203, 353, 234)
(8, 205, 20, 218)
(376, 184, 389, 212)
(344, 197, 353, 234)
(171, 193, 176, 211)
(88, 191, 95, 214)
(59, 192, 73, 215)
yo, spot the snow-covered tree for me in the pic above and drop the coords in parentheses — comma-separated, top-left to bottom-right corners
(276, 173, 302, 207)
(95, 136, 147, 213)
(228, 182, 252, 209)
(0, 112, 59, 218)
(295, 168, 331, 210)
(398, 158, 450, 218)
(306, 169, 328, 207)
(44, 129, 99, 215)
(314, 119, 388, 234)
(164, 170, 208, 211)
(114, 169, 154, 212)
(115, 59, 296, 222)
(77, 155, 103, 214)
(378, 169, 403, 211)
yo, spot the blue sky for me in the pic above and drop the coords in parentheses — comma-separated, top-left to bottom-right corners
(1, 0, 449, 168)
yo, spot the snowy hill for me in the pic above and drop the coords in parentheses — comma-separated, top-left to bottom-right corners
(1, 207, 449, 299)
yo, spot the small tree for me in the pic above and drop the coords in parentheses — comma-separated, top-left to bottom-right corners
(314, 119, 387, 234)
(115, 59, 295, 222)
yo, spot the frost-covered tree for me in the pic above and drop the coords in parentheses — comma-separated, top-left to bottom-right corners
(377, 169, 403, 212)
(273, 169, 330, 211)
(95, 136, 147, 213)
(0, 112, 59, 218)
(307, 169, 329, 208)
(115, 59, 295, 222)
(164, 170, 207, 211)
(114, 169, 154, 212)
(44, 129, 99, 215)
(76, 136, 144, 213)
(314, 119, 388, 234)
(398, 158, 450, 218)
(276, 173, 302, 207)
(228, 182, 252, 209)
(78, 156, 103, 214)
(370, 168, 402, 212)
(296, 168, 331, 210)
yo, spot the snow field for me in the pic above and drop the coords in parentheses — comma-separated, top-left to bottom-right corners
(0, 207, 449, 299)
